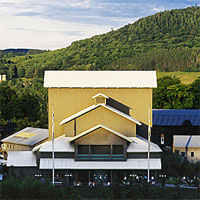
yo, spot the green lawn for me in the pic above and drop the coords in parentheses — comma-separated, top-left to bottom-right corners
(157, 72, 200, 84)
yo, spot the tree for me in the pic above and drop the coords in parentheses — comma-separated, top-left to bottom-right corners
(165, 84, 194, 109)
(153, 76, 181, 108)
(190, 77, 200, 109)
(17, 66, 25, 77)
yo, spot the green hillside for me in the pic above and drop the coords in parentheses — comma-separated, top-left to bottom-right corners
(1, 6, 200, 79)
(157, 72, 200, 84)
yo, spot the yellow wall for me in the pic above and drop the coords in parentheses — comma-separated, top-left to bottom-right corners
(75, 128, 126, 145)
(64, 106, 136, 137)
(174, 147, 200, 163)
(3, 142, 32, 152)
(2, 138, 47, 153)
(48, 88, 152, 140)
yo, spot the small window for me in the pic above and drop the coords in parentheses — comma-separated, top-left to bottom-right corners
(78, 145, 89, 154)
(91, 145, 110, 154)
(161, 133, 164, 145)
(112, 145, 123, 154)
(191, 152, 194, 157)
(181, 152, 185, 157)
(175, 150, 180, 154)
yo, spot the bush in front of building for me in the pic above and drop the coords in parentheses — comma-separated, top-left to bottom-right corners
(0, 177, 81, 199)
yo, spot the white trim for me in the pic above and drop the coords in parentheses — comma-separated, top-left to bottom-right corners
(70, 124, 132, 143)
(92, 93, 109, 99)
(32, 141, 49, 152)
(40, 158, 161, 170)
(60, 104, 141, 125)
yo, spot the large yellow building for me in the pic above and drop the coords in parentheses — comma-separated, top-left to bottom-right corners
(1, 71, 162, 185)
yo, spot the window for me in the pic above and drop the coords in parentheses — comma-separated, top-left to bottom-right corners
(175, 150, 180, 154)
(181, 152, 185, 157)
(78, 145, 89, 154)
(191, 152, 194, 157)
(161, 133, 164, 145)
(77, 145, 124, 160)
(91, 145, 110, 155)
(112, 145, 123, 154)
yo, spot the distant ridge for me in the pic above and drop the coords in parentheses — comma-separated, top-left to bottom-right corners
(1, 6, 200, 78)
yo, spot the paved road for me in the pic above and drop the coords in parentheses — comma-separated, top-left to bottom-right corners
(165, 183, 198, 189)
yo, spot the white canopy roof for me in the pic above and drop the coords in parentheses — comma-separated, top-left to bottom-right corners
(39, 136, 74, 152)
(40, 158, 161, 170)
(34, 135, 161, 153)
(174, 135, 200, 148)
(127, 136, 162, 152)
(60, 103, 141, 125)
(7, 151, 37, 167)
(44, 71, 157, 88)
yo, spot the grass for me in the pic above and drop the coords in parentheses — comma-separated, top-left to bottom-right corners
(157, 72, 200, 84)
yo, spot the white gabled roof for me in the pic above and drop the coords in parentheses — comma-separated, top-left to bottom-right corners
(1, 127, 48, 146)
(70, 124, 132, 143)
(174, 135, 200, 148)
(60, 104, 141, 125)
(44, 71, 157, 88)
(92, 93, 109, 99)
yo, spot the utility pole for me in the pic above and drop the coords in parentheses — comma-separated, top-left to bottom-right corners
(147, 104, 151, 183)
(52, 105, 55, 186)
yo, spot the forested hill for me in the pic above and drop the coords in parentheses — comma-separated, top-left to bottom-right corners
(1, 6, 200, 78)
(0, 48, 46, 58)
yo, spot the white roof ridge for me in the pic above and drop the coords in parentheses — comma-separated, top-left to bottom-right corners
(60, 104, 141, 126)
(60, 104, 100, 125)
(104, 104, 141, 125)
(92, 93, 109, 99)
(70, 124, 132, 142)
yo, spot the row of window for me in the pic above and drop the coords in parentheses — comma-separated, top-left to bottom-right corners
(78, 145, 123, 155)
(1, 144, 14, 149)
(181, 152, 195, 157)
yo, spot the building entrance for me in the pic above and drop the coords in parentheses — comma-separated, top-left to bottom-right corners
(91, 170, 111, 186)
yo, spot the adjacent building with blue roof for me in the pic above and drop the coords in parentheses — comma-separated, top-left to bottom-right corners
(152, 109, 200, 147)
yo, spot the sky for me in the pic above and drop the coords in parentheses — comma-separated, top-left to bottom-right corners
(0, 0, 199, 50)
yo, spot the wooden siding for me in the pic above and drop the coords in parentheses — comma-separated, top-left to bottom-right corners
(74, 127, 126, 145)
(64, 106, 136, 137)
(48, 88, 152, 140)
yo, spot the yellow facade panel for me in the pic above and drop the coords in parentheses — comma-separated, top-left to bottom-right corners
(64, 106, 136, 137)
(75, 128, 126, 145)
(48, 88, 152, 140)
(3, 142, 32, 152)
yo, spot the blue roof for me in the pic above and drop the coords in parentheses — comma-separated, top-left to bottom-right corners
(153, 109, 200, 126)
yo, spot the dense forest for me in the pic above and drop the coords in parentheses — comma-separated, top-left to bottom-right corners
(0, 6, 200, 79)
(0, 7, 200, 138)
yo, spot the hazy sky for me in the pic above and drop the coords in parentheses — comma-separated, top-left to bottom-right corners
(0, 0, 199, 50)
